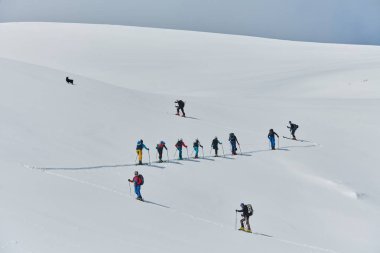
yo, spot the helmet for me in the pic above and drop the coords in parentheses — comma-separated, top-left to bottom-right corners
(240, 203, 244, 207)
(134, 171, 138, 175)
(289, 121, 292, 124)
(161, 141, 165, 144)
(270, 129, 273, 132)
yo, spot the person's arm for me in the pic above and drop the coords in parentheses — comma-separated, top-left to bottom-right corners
(143, 144, 149, 150)
(183, 142, 188, 148)
(275, 132, 279, 138)
(164, 145, 168, 150)
(236, 209, 243, 212)
(128, 179, 133, 182)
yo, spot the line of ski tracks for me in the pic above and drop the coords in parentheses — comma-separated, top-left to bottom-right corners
(24, 164, 338, 253)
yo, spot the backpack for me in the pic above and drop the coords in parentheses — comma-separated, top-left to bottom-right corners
(247, 204, 254, 216)
(138, 174, 144, 185)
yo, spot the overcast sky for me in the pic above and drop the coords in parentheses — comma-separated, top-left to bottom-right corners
(0, 0, 379, 45)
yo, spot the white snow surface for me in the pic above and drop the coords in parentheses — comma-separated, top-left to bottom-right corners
(0, 22, 380, 253)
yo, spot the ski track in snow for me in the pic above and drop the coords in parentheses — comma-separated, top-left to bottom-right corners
(24, 165, 340, 253)
(0, 240, 33, 253)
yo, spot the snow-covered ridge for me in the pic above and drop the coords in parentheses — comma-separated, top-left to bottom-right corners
(0, 22, 379, 253)
(1, 0, 380, 45)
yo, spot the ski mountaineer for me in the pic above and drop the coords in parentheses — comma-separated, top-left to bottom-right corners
(236, 203, 253, 233)
(193, 139, 203, 159)
(175, 139, 188, 160)
(211, 137, 222, 157)
(228, 133, 240, 155)
(175, 100, 186, 117)
(287, 121, 299, 140)
(136, 139, 149, 165)
(128, 171, 144, 201)
(156, 141, 168, 163)
(268, 129, 279, 150)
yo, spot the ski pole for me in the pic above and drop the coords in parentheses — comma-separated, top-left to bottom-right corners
(191, 149, 194, 157)
(174, 149, 177, 160)
(135, 153, 138, 163)
(221, 144, 225, 157)
(128, 182, 132, 196)
(201, 147, 204, 158)
(186, 147, 189, 159)
(166, 149, 169, 162)
(148, 150, 151, 165)
(238, 143, 242, 155)
(235, 211, 237, 230)
(277, 136, 280, 150)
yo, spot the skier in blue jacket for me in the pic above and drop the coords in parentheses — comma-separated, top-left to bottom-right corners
(136, 139, 149, 165)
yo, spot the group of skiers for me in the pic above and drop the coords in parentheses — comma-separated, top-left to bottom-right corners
(129, 100, 300, 233)
(135, 133, 241, 165)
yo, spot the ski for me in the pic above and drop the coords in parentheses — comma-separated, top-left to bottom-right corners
(171, 113, 199, 120)
(238, 229, 252, 234)
(282, 136, 309, 142)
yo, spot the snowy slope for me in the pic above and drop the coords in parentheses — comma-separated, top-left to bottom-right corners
(0, 23, 380, 253)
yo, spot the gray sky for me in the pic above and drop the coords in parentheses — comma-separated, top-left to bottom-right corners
(0, 0, 379, 45)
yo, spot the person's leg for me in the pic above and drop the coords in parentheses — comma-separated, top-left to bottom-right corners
(292, 129, 296, 139)
(246, 216, 251, 231)
(137, 185, 142, 199)
(240, 217, 245, 229)
(158, 150, 163, 161)
(136, 150, 142, 164)
(134, 184, 141, 198)
(270, 137, 275, 150)
(215, 148, 218, 156)
(179, 148, 183, 159)
(181, 107, 185, 116)
(232, 142, 236, 154)
(194, 146, 199, 158)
